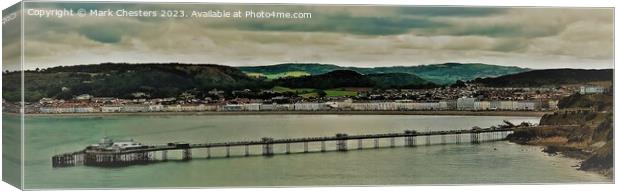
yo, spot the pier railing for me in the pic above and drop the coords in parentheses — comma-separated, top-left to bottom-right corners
(52, 125, 569, 168)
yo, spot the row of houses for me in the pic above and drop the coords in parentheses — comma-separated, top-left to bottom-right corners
(456, 98, 553, 111)
(40, 104, 218, 113)
(38, 99, 559, 113)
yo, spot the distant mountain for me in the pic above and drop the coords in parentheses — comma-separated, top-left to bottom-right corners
(472, 69, 613, 87)
(274, 70, 437, 89)
(239, 63, 342, 76)
(238, 63, 530, 85)
(2, 63, 267, 102)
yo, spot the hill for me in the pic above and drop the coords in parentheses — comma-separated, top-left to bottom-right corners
(274, 70, 374, 89)
(472, 69, 613, 87)
(366, 73, 438, 89)
(245, 71, 310, 79)
(238, 63, 529, 85)
(239, 63, 342, 76)
(274, 70, 437, 89)
(2, 63, 268, 102)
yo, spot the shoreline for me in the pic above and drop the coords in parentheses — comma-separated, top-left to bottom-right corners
(17, 110, 550, 117)
(511, 140, 613, 179)
(507, 125, 614, 179)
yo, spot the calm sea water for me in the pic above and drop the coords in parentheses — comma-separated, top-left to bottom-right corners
(13, 114, 608, 189)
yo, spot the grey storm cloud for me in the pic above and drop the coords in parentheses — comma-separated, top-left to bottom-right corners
(399, 7, 506, 17)
(11, 2, 614, 70)
(223, 13, 447, 35)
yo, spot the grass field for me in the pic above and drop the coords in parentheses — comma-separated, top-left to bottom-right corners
(325, 89, 358, 97)
(245, 72, 266, 78)
(300, 92, 319, 98)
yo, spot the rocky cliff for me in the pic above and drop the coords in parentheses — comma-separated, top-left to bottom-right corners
(507, 93, 613, 177)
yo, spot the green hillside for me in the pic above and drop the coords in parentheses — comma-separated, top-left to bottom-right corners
(2, 63, 268, 102)
(238, 62, 530, 85)
(274, 70, 374, 89)
(274, 70, 437, 90)
(245, 71, 311, 79)
(239, 63, 342, 75)
(366, 73, 437, 89)
(472, 69, 613, 87)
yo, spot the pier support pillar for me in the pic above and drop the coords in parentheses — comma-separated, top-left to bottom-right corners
(321, 141, 326, 152)
(471, 132, 480, 144)
(456, 134, 461, 144)
(286, 143, 291, 154)
(182, 149, 192, 161)
(425, 136, 431, 145)
(245, 145, 250, 156)
(262, 144, 273, 156)
(390, 137, 395, 148)
(358, 139, 363, 150)
(336, 133, 348, 152)
(374, 139, 379, 148)
(226, 145, 230, 158)
(405, 136, 415, 147)
(206, 147, 211, 159)
(336, 140, 347, 152)
(262, 137, 274, 156)
(303, 142, 308, 153)
(161, 150, 168, 161)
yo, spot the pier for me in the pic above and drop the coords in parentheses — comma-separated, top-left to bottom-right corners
(51, 125, 553, 168)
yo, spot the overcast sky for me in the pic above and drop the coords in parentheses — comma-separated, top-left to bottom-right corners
(6, 2, 614, 70)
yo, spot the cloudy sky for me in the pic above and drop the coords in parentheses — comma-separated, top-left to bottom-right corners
(6, 2, 614, 70)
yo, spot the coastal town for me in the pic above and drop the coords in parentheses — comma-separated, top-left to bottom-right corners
(3, 83, 608, 114)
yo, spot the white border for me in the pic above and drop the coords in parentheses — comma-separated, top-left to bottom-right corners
(1, 1, 618, 191)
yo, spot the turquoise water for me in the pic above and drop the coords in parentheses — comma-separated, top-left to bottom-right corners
(2, 114, 21, 189)
(15, 114, 608, 189)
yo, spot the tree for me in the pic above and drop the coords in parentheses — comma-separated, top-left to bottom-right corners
(450, 80, 467, 88)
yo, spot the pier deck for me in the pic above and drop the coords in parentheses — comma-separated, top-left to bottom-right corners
(51, 125, 571, 168)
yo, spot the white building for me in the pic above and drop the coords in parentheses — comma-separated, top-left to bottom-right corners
(580, 85, 605, 94)
(244, 103, 261, 111)
(499, 101, 517, 110)
(221, 104, 244, 111)
(40, 107, 72, 113)
(294, 103, 325, 111)
(121, 105, 149, 112)
(165, 105, 182, 112)
(260, 104, 276, 111)
(490, 101, 501, 110)
(516, 101, 536, 111)
(204, 105, 219, 111)
(457, 98, 476, 110)
(148, 104, 164, 112)
(180, 104, 205, 111)
(438, 101, 449, 110)
(275, 104, 292, 111)
(101, 105, 122, 112)
(474, 101, 491, 111)
(395, 102, 414, 110)
(74, 107, 95, 113)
